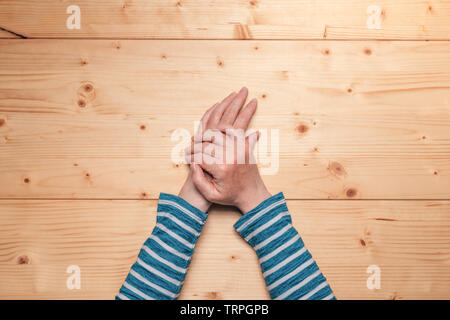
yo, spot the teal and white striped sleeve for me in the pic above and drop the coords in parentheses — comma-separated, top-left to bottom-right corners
(234, 192, 336, 300)
(116, 193, 208, 300)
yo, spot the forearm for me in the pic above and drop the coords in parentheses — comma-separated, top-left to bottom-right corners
(234, 193, 335, 300)
(116, 193, 208, 300)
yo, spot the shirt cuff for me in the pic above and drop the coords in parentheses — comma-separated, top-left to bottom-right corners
(158, 193, 208, 224)
(233, 192, 290, 243)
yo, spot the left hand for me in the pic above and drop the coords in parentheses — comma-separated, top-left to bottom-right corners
(178, 169, 211, 212)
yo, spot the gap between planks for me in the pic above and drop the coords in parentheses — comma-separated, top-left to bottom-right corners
(3, 37, 450, 41)
(2, 198, 450, 201)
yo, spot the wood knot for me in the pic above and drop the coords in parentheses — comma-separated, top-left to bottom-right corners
(140, 124, 147, 131)
(0, 118, 5, 127)
(17, 255, 30, 264)
(234, 23, 252, 39)
(346, 188, 357, 198)
(296, 123, 309, 134)
(206, 291, 221, 299)
(390, 292, 401, 300)
(364, 48, 372, 55)
(85, 173, 90, 178)
(23, 177, 30, 184)
(322, 49, 330, 55)
(78, 99, 87, 108)
(261, 93, 267, 99)
(433, 170, 438, 175)
(249, 0, 258, 7)
(161, 54, 167, 59)
(328, 161, 346, 176)
(347, 88, 353, 93)
(80, 58, 88, 66)
(78, 82, 96, 107)
(73, 163, 79, 166)
(83, 84, 93, 92)
(428, 5, 433, 13)
(253, 46, 259, 51)
(141, 192, 147, 198)
(175, 1, 182, 7)
(216, 57, 224, 67)
(359, 239, 366, 247)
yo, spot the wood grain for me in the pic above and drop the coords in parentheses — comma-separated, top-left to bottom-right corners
(1, 40, 450, 199)
(1, 1, 450, 39)
(0, 199, 448, 299)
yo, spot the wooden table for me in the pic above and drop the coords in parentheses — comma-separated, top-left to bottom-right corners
(0, 0, 449, 299)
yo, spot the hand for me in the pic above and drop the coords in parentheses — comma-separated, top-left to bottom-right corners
(177, 87, 249, 213)
(188, 87, 271, 213)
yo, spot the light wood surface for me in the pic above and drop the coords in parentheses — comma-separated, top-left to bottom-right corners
(0, 200, 448, 299)
(1, 0, 450, 39)
(0, 0, 449, 300)
(1, 40, 450, 199)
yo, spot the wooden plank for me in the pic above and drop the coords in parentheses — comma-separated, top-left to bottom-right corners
(0, 199, 448, 299)
(1, 40, 450, 199)
(1, 1, 450, 39)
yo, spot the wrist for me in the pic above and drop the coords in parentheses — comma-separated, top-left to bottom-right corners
(178, 176, 211, 213)
(236, 184, 271, 214)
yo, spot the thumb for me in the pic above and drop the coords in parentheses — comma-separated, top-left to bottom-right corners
(190, 164, 215, 201)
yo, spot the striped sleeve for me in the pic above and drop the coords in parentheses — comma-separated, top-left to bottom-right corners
(233, 192, 336, 300)
(116, 193, 208, 300)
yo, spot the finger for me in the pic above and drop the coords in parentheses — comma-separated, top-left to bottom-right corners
(200, 103, 217, 130)
(202, 129, 227, 146)
(247, 130, 260, 151)
(201, 103, 216, 125)
(191, 164, 215, 201)
(186, 141, 215, 158)
(233, 98, 257, 130)
(194, 103, 217, 142)
(219, 87, 248, 128)
(186, 147, 221, 169)
(246, 130, 260, 164)
(207, 91, 237, 128)
(185, 141, 206, 164)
